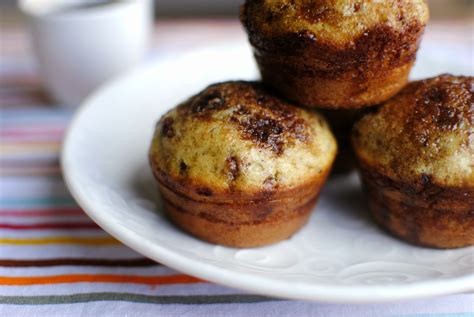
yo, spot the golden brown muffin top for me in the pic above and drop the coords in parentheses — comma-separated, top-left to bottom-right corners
(353, 75, 474, 187)
(150, 81, 337, 195)
(242, 0, 428, 46)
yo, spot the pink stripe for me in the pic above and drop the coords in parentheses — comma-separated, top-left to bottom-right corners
(0, 128, 66, 137)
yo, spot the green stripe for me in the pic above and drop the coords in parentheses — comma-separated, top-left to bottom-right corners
(0, 293, 278, 305)
(0, 197, 77, 208)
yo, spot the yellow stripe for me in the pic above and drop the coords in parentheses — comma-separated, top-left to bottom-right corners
(0, 143, 60, 154)
(0, 237, 120, 245)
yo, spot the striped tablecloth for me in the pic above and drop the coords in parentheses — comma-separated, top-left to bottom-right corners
(0, 18, 473, 316)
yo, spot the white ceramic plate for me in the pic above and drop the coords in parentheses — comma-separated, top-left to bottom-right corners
(62, 41, 474, 303)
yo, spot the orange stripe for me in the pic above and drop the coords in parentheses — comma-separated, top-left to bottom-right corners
(0, 274, 203, 286)
(0, 236, 119, 245)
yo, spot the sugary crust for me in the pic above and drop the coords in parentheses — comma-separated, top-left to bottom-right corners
(242, 0, 428, 45)
(358, 158, 474, 248)
(150, 81, 337, 194)
(353, 75, 474, 187)
(241, 0, 428, 108)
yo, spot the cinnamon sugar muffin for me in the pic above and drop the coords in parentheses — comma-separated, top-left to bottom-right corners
(352, 75, 474, 248)
(241, 0, 429, 109)
(149, 81, 337, 247)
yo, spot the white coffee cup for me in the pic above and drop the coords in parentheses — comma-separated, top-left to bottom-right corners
(19, 0, 153, 107)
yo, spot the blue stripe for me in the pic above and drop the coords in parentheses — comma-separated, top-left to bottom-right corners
(0, 197, 77, 208)
(0, 109, 72, 122)
(0, 106, 71, 114)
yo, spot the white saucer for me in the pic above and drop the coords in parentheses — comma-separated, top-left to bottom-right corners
(62, 42, 474, 303)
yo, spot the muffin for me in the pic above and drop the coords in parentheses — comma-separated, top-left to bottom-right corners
(352, 75, 474, 248)
(320, 108, 370, 174)
(241, 0, 429, 109)
(149, 81, 337, 248)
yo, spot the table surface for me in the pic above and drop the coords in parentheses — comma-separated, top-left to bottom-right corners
(0, 18, 473, 317)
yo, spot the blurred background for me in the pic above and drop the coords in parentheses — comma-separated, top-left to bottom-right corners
(162, 0, 471, 18)
(159, 0, 474, 18)
(0, 0, 472, 106)
(1, 0, 473, 20)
